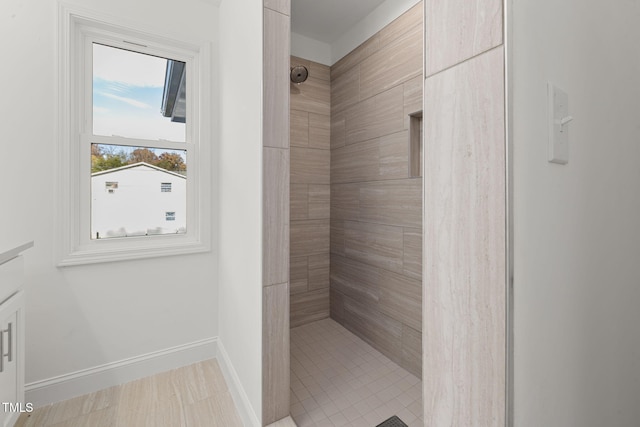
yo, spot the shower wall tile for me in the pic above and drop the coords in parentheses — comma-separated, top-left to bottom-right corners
(378, 2, 423, 48)
(331, 34, 380, 80)
(425, 0, 503, 77)
(343, 220, 404, 274)
(307, 184, 330, 219)
(358, 178, 422, 228)
(330, 254, 380, 305)
(262, 281, 290, 423)
(290, 183, 308, 220)
(423, 46, 506, 426)
(290, 75, 330, 116)
(378, 269, 422, 332)
(308, 113, 330, 150)
(330, 111, 345, 152)
(291, 147, 330, 184)
(263, 147, 289, 286)
(263, 0, 289, 15)
(290, 256, 308, 295)
(403, 76, 423, 129)
(290, 110, 308, 147)
(290, 288, 330, 328)
(290, 219, 330, 256)
(330, 220, 345, 256)
(331, 139, 380, 184)
(331, 65, 360, 114)
(401, 324, 422, 377)
(263, 8, 290, 149)
(379, 130, 409, 179)
(307, 253, 330, 290)
(330, 183, 360, 221)
(359, 23, 422, 101)
(330, 3, 424, 378)
(345, 85, 404, 145)
(290, 55, 331, 327)
(403, 227, 422, 280)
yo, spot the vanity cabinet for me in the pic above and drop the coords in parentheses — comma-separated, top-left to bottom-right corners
(0, 243, 32, 427)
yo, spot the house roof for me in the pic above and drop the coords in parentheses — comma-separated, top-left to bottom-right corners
(91, 162, 186, 179)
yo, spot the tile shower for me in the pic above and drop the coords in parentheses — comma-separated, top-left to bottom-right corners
(289, 3, 424, 426)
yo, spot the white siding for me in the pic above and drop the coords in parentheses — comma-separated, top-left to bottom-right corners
(91, 165, 186, 238)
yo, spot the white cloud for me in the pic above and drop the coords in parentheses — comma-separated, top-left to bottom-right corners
(97, 92, 152, 109)
(93, 43, 168, 87)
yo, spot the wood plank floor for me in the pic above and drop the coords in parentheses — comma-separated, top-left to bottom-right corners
(15, 359, 244, 427)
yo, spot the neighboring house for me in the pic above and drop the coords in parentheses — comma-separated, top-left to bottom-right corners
(91, 162, 186, 239)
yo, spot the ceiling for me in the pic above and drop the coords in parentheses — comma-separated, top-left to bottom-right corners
(291, 0, 388, 44)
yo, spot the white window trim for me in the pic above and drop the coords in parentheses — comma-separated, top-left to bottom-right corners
(56, 5, 212, 266)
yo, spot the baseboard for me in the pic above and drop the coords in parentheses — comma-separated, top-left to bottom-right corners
(25, 337, 218, 407)
(216, 340, 261, 427)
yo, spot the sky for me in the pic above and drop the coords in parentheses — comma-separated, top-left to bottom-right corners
(92, 43, 186, 143)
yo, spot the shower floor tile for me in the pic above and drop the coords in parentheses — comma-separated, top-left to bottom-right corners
(290, 319, 423, 427)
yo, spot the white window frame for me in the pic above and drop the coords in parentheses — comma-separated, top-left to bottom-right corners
(57, 7, 212, 266)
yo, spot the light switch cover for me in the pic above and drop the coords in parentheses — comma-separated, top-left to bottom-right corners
(548, 83, 571, 164)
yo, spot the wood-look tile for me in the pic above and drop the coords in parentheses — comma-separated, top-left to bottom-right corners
(331, 139, 379, 184)
(342, 295, 403, 365)
(290, 110, 309, 147)
(344, 220, 404, 273)
(331, 34, 380, 80)
(346, 85, 404, 145)
(308, 253, 330, 290)
(359, 23, 422, 101)
(330, 220, 345, 256)
(263, 147, 290, 286)
(331, 65, 360, 114)
(359, 179, 422, 228)
(378, 269, 422, 332)
(403, 227, 422, 280)
(263, 282, 290, 423)
(266, 416, 298, 427)
(263, 8, 290, 149)
(290, 183, 308, 220)
(291, 288, 330, 327)
(309, 61, 330, 82)
(330, 110, 346, 149)
(378, 1, 424, 48)
(264, 0, 289, 15)
(330, 254, 380, 305)
(290, 56, 311, 69)
(290, 219, 330, 256)
(424, 47, 506, 426)
(401, 324, 422, 378)
(425, 0, 503, 76)
(290, 76, 330, 116)
(379, 130, 410, 179)
(403, 75, 423, 129)
(308, 184, 330, 219)
(308, 113, 330, 150)
(290, 256, 308, 295)
(330, 183, 360, 221)
(291, 147, 330, 184)
(330, 288, 345, 322)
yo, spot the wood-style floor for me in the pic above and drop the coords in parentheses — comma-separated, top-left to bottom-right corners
(15, 359, 244, 427)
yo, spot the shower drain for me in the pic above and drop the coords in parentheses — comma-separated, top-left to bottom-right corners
(376, 415, 408, 427)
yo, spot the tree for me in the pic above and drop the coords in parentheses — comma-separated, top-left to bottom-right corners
(156, 152, 186, 172)
(129, 148, 158, 164)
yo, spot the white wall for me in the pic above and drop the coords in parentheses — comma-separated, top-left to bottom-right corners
(1, 0, 218, 400)
(513, 1, 640, 425)
(218, 0, 263, 424)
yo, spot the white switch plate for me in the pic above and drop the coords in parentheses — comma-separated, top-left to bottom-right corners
(548, 83, 570, 164)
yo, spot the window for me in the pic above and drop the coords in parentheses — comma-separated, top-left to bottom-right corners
(57, 8, 212, 265)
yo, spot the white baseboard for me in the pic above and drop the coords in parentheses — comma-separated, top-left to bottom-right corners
(216, 340, 261, 427)
(25, 337, 218, 407)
